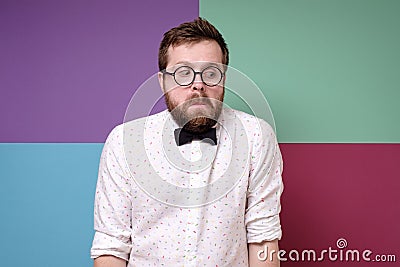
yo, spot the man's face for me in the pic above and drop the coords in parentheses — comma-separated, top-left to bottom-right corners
(159, 40, 225, 133)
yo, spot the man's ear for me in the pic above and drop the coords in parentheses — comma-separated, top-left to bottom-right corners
(158, 71, 165, 93)
(221, 73, 226, 85)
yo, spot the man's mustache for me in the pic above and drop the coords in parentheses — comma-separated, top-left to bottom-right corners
(184, 95, 213, 107)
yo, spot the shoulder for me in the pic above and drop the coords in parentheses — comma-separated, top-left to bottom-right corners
(105, 110, 169, 144)
(227, 108, 276, 140)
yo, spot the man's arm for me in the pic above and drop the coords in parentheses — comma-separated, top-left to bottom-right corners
(94, 255, 127, 267)
(248, 239, 280, 267)
(90, 126, 133, 262)
(245, 119, 284, 266)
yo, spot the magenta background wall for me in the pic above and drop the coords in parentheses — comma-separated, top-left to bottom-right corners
(279, 144, 399, 266)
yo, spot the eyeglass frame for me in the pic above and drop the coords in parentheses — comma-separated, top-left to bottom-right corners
(161, 65, 225, 87)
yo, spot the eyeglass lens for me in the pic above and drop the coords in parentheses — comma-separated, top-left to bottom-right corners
(174, 66, 222, 86)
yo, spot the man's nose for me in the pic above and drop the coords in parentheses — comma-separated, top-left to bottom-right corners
(190, 72, 205, 91)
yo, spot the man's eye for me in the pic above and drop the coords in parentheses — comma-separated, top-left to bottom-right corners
(176, 70, 191, 77)
(204, 71, 216, 78)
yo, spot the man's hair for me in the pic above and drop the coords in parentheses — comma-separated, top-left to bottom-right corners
(158, 17, 229, 71)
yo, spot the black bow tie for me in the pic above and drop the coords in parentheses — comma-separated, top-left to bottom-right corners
(174, 128, 217, 146)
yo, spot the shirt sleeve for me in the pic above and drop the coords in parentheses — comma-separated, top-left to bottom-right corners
(90, 125, 132, 261)
(245, 119, 284, 243)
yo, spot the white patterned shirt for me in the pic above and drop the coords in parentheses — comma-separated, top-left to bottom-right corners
(91, 107, 284, 267)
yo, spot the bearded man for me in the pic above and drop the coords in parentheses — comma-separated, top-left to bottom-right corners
(91, 18, 284, 267)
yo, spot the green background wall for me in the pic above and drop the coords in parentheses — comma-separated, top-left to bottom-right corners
(201, 0, 400, 143)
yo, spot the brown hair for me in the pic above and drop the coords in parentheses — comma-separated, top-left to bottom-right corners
(158, 17, 229, 71)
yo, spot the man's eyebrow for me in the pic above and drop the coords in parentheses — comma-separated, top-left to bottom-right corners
(174, 61, 192, 65)
(173, 61, 221, 68)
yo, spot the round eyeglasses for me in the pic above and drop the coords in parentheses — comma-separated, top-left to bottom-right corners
(162, 65, 224, 87)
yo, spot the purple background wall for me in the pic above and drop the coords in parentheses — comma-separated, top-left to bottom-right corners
(1, 0, 198, 142)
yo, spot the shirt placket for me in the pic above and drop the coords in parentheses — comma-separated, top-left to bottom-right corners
(183, 141, 202, 266)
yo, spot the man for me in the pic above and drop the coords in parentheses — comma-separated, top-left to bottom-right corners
(91, 18, 283, 266)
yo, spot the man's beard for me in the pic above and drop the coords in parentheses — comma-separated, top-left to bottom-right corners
(165, 91, 224, 134)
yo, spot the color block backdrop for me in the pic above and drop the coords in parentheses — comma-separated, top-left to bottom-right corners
(1, 1, 399, 266)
